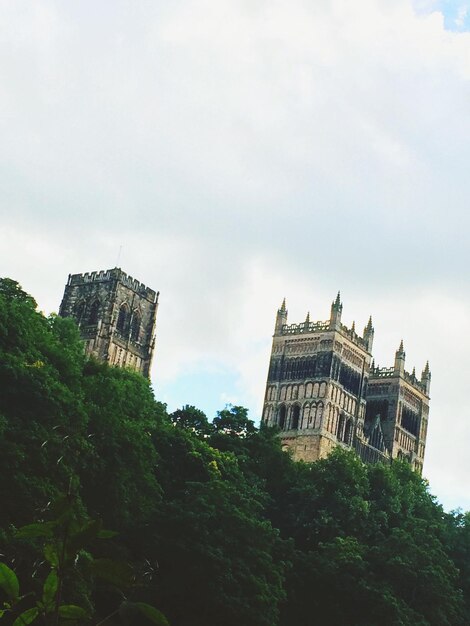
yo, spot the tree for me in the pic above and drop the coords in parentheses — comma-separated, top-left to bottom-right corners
(169, 405, 211, 437)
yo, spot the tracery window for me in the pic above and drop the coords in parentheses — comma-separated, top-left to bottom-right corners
(130, 310, 141, 342)
(117, 304, 129, 334)
(88, 300, 100, 325)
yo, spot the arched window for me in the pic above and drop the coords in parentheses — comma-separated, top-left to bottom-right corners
(302, 404, 310, 429)
(117, 304, 129, 334)
(88, 300, 100, 325)
(278, 405, 286, 430)
(291, 405, 300, 430)
(130, 310, 141, 342)
(337, 413, 346, 441)
(344, 419, 352, 445)
(316, 402, 324, 429)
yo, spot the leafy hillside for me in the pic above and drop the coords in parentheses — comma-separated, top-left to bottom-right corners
(0, 277, 469, 625)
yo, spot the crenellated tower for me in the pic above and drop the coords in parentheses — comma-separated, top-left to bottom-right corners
(262, 295, 430, 473)
(366, 341, 430, 474)
(59, 268, 159, 378)
(263, 294, 381, 463)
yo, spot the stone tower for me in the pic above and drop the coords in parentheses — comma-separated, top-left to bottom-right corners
(367, 345, 430, 474)
(59, 268, 158, 378)
(262, 295, 430, 472)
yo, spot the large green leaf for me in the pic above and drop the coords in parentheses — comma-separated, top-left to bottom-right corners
(97, 529, 118, 539)
(43, 544, 59, 567)
(16, 522, 54, 539)
(133, 603, 170, 625)
(58, 604, 88, 619)
(90, 559, 134, 588)
(67, 519, 102, 555)
(42, 570, 58, 608)
(0, 563, 19, 602)
(12, 607, 39, 626)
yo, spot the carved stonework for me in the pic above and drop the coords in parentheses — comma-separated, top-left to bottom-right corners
(263, 296, 430, 474)
(59, 268, 159, 379)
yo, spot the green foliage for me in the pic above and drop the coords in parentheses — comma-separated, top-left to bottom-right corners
(2, 277, 470, 626)
(169, 405, 211, 436)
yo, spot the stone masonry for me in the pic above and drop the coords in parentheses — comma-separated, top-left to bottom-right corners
(262, 294, 431, 473)
(59, 268, 158, 378)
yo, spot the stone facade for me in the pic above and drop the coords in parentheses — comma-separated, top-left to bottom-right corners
(262, 295, 431, 473)
(59, 268, 158, 378)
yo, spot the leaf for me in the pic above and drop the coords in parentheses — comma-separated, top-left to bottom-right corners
(97, 529, 118, 539)
(42, 570, 58, 608)
(90, 559, 134, 588)
(133, 603, 170, 625)
(67, 520, 102, 555)
(12, 607, 39, 626)
(0, 562, 19, 602)
(16, 522, 54, 539)
(58, 604, 88, 619)
(43, 544, 59, 567)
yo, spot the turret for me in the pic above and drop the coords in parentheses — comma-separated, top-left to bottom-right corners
(304, 311, 310, 330)
(329, 291, 343, 331)
(394, 340, 406, 376)
(275, 298, 288, 334)
(363, 315, 374, 353)
(421, 361, 431, 395)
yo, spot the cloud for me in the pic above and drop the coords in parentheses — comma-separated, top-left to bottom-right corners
(1, 0, 470, 509)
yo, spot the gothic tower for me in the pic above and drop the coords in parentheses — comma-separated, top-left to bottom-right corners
(366, 344, 430, 474)
(262, 294, 382, 463)
(262, 295, 430, 471)
(59, 268, 158, 378)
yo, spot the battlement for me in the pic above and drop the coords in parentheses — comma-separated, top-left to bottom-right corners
(280, 319, 368, 350)
(67, 268, 158, 302)
(281, 320, 330, 335)
(370, 366, 395, 378)
(370, 365, 427, 394)
(403, 369, 427, 394)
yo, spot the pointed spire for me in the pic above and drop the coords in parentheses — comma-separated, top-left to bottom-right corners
(366, 315, 373, 331)
(412, 366, 416, 379)
(329, 291, 343, 329)
(275, 297, 288, 334)
(421, 361, 431, 394)
(305, 311, 310, 324)
(351, 320, 356, 334)
(371, 359, 375, 370)
(394, 340, 405, 375)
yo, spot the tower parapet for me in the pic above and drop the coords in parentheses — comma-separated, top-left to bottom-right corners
(59, 267, 158, 378)
(263, 294, 430, 474)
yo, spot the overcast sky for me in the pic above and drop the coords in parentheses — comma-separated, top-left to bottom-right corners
(1, 0, 470, 510)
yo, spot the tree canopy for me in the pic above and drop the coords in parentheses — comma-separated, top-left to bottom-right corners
(0, 277, 469, 625)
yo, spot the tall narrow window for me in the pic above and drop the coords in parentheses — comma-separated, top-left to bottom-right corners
(88, 300, 100, 325)
(117, 304, 129, 334)
(130, 311, 141, 342)
(291, 405, 300, 430)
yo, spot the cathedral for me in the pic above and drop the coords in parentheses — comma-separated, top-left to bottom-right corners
(262, 294, 430, 473)
(59, 268, 158, 378)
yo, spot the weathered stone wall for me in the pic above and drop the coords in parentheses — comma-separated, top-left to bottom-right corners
(59, 268, 158, 378)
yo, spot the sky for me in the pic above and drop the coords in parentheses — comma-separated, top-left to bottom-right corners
(1, 0, 470, 510)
